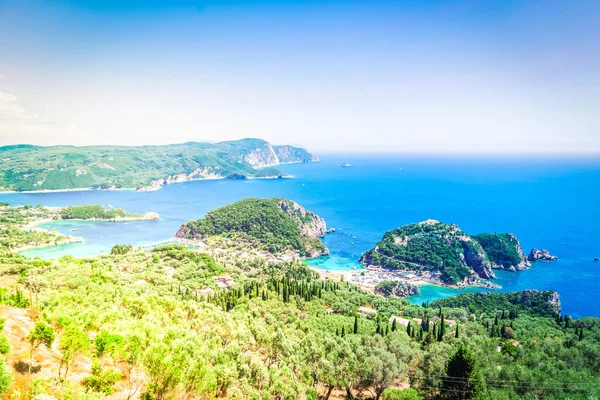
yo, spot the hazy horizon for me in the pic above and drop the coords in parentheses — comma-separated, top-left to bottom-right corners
(1, 0, 599, 154)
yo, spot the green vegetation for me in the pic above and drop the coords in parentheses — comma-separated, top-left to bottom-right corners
(361, 221, 475, 283)
(361, 221, 530, 284)
(177, 198, 327, 257)
(0, 139, 317, 192)
(60, 204, 139, 220)
(430, 291, 561, 318)
(0, 245, 597, 398)
(0, 209, 598, 398)
(473, 233, 524, 267)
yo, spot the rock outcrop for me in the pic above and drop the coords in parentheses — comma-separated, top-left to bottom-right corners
(375, 281, 420, 297)
(278, 199, 327, 238)
(245, 142, 319, 168)
(528, 248, 558, 262)
(461, 240, 495, 280)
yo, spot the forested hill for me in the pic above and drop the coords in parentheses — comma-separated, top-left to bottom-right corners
(360, 220, 533, 284)
(175, 197, 328, 257)
(0, 138, 318, 192)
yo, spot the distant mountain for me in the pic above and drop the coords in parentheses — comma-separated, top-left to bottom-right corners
(0, 138, 318, 192)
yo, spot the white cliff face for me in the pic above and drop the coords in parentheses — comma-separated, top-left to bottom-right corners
(278, 199, 327, 238)
(245, 143, 319, 168)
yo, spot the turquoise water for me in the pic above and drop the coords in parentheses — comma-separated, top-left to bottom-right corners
(1, 155, 599, 317)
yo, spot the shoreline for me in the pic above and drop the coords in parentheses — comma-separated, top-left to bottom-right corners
(308, 264, 500, 293)
(0, 174, 296, 195)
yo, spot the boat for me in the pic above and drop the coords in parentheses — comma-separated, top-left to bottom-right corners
(595, 257, 600, 262)
(70, 228, 79, 232)
(341, 163, 351, 167)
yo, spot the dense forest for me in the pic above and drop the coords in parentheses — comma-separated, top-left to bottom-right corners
(361, 221, 534, 284)
(0, 139, 317, 192)
(176, 198, 328, 257)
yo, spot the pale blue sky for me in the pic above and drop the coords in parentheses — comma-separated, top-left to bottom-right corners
(0, 0, 598, 153)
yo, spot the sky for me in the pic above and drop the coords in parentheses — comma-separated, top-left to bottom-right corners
(0, 0, 599, 154)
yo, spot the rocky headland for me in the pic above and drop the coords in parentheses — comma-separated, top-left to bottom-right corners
(175, 198, 329, 259)
(359, 219, 554, 290)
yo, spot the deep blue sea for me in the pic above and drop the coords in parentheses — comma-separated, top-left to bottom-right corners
(1, 155, 599, 318)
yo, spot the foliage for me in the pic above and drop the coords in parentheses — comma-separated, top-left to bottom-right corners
(81, 360, 122, 394)
(0, 139, 316, 191)
(178, 198, 326, 256)
(381, 388, 422, 400)
(111, 244, 133, 255)
(361, 222, 473, 283)
(472, 233, 523, 267)
(430, 291, 560, 318)
(0, 219, 598, 398)
(60, 205, 135, 220)
(362, 221, 529, 283)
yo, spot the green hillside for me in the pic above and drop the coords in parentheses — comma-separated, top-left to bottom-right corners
(175, 198, 328, 257)
(360, 220, 530, 284)
(0, 139, 318, 192)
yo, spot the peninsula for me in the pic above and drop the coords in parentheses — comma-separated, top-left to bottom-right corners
(0, 203, 159, 253)
(358, 219, 554, 290)
(175, 197, 329, 259)
(0, 138, 318, 192)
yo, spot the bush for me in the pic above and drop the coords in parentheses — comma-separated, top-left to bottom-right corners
(381, 388, 422, 400)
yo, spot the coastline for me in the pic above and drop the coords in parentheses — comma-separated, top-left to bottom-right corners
(0, 174, 297, 194)
(0, 187, 136, 195)
(13, 236, 84, 254)
(308, 264, 500, 293)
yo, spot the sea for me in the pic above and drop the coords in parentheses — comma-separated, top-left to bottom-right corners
(1, 154, 599, 318)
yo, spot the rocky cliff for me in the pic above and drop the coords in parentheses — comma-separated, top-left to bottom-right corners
(244, 142, 319, 168)
(472, 233, 531, 272)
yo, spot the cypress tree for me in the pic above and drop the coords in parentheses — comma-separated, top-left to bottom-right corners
(341, 327, 345, 337)
(439, 315, 446, 341)
(455, 324, 460, 339)
(392, 318, 397, 332)
(579, 328, 584, 341)
(406, 321, 411, 336)
(353, 315, 359, 334)
(385, 324, 389, 336)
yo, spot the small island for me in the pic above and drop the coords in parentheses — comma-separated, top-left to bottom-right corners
(175, 198, 329, 260)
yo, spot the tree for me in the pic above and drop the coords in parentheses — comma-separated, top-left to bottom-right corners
(59, 325, 91, 380)
(455, 324, 459, 339)
(354, 315, 359, 334)
(440, 345, 483, 399)
(27, 322, 55, 373)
